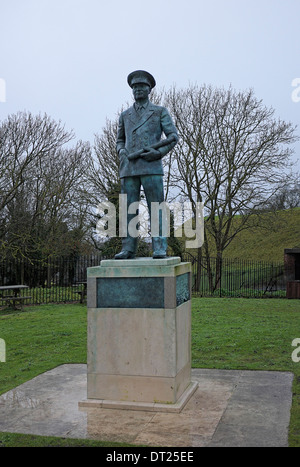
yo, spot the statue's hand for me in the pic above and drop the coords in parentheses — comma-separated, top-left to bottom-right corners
(119, 149, 128, 158)
(140, 147, 161, 161)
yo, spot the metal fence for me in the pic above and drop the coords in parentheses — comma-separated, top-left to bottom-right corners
(182, 253, 286, 298)
(0, 255, 103, 306)
(0, 253, 287, 307)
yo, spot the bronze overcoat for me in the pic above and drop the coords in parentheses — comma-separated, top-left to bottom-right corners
(116, 102, 178, 178)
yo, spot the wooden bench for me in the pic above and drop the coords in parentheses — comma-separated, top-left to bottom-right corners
(0, 285, 31, 310)
(75, 291, 85, 302)
(0, 296, 32, 310)
(72, 282, 87, 303)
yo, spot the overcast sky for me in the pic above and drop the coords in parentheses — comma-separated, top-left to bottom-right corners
(1, 0, 300, 171)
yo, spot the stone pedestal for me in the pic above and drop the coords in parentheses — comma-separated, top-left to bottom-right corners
(79, 257, 197, 412)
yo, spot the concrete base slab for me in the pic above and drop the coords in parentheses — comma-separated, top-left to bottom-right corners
(79, 381, 198, 413)
(0, 364, 294, 447)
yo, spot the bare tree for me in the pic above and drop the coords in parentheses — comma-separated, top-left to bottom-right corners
(165, 84, 299, 290)
(265, 180, 300, 210)
(0, 111, 91, 258)
(92, 118, 121, 202)
(26, 140, 91, 256)
(0, 111, 74, 212)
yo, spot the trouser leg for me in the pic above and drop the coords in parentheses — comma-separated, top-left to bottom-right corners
(119, 176, 141, 255)
(141, 175, 168, 257)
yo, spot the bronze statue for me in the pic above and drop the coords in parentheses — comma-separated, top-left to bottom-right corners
(115, 70, 178, 259)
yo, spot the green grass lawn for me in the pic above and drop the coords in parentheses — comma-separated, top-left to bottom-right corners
(0, 298, 300, 447)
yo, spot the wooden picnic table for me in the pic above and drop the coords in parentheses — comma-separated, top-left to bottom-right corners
(0, 285, 31, 310)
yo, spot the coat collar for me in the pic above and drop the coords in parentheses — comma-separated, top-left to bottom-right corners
(128, 102, 155, 130)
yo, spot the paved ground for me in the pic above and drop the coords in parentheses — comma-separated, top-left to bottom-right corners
(0, 364, 294, 447)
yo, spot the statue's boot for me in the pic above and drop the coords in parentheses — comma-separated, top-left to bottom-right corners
(115, 250, 136, 260)
(115, 236, 137, 260)
(152, 237, 167, 259)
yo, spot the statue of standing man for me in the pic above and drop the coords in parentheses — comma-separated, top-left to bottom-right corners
(115, 70, 178, 259)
